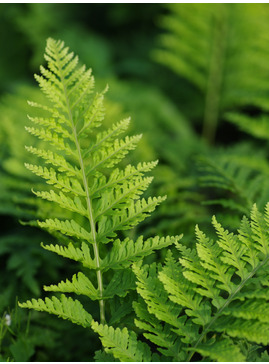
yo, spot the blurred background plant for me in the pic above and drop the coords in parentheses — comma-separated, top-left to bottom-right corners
(1, 3, 269, 361)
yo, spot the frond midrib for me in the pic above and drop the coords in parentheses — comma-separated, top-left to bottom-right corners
(53, 43, 105, 324)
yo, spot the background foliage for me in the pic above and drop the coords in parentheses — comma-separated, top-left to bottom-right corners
(1, 3, 269, 361)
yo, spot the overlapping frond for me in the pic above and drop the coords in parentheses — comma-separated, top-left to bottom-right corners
(130, 204, 269, 362)
(197, 153, 269, 218)
(101, 235, 181, 271)
(92, 321, 159, 362)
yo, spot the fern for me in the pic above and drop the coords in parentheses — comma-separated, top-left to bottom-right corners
(92, 321, 160, 362)
(19, 38, 180, 330)
(197, 145, 269, 223)
(129, 203, 269, 362)
(154, 4, 269, 143)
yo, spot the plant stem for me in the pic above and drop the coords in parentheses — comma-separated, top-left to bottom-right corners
(73, 129, 106, 325)
(202, 7, 228, 145)
(56, 48, 106, 324)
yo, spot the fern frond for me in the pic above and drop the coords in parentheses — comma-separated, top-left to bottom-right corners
(25, 164, 85, 196)
(25, 126, 74, 154)
(41, 241, 96, 269)
(190, 338, 245, 362)
(197, 153, 269, 217)
(85, 134, 142, 175)
(25, 146, 80, 176)
(21, 38, 171, 335)
(131, 204, 269, 361)
(101, 235, 181, 271)
(91, 321, 158, 362)
(33, 190, 87, 217)
(97, 196, 166, 243)
(44, 272, 99, 300)
(19, 294, 92, 328)
(134, 300, 183, 360)
(226, 112, 269, 141)
(38, 218, 93, 242)
(90, 161, 158, 199)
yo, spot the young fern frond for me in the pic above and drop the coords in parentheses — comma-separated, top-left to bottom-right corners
(130, 204, 269, 362)
(19, 38, 180, 330)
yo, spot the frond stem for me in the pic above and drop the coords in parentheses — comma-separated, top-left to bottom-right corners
(55, 48, 105, 324)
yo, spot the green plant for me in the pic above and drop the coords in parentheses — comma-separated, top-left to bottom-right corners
(19, 38, 180, 331)
(14, 31, 269, 362)
(154, 4, 269, 144)
(93, 203, 269, 361)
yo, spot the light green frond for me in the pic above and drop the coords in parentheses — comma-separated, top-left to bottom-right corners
(91, 118, 130, 150)
(85, 134, 142, 176)
(159, 254, 212, 327)
(97, 196, 166, 243)
(25, 164, 85, 196)
(41, 241, 96, 270)
(25, 146, 80, 176)
(101, 235, 181, 271)
(25, 126, 74, 154)
(90, 161, 158, 199)
(33, 190, 87, 217)
(212, 216, 247, 279)
(38, 218, 92, 242)
(91, 321, 157, 362)
(238, 215, 260, 269)
(134, 300, 183, 360)
(213, 317, 269, 345)
(78, 87, 108, 135)
(44, 272, 99, 300)
(133, 260, 184, 329)
(22, 37, 175, 351)
(129, 204, 269, 361)
(19, 294, 92, 328)
(195, 226, 234, 296)
(250, 203, 269, 255)
(27, 114, 74, 141)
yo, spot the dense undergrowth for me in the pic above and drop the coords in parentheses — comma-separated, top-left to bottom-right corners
(1, 3, 269, 362)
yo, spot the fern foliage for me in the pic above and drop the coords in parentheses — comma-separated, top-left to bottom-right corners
(196, 144, 269, 228)
(19, 38, 180, 329)
(154, 4, 269, 143)
(127, 204, 269, 362)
